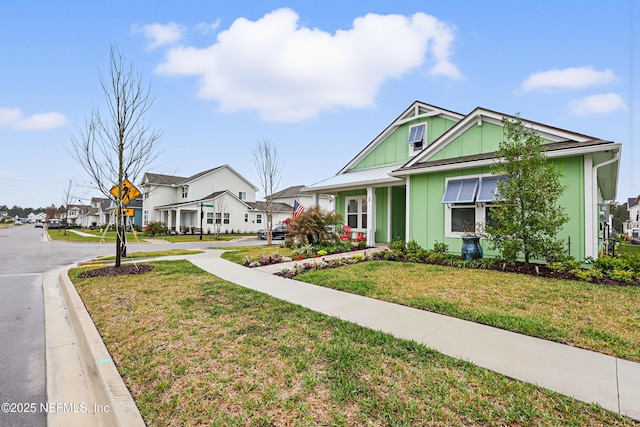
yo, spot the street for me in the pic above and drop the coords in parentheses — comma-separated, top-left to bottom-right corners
(0, 225, 263, 426)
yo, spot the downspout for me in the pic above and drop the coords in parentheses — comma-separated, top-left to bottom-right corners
(590, 150, 620, 257)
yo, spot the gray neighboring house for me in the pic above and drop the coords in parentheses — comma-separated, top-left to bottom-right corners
(268, 185, 334, 213)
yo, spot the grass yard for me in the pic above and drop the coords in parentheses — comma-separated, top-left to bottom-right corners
(72, 261, 634, 426)
(46, 229, 132, 242)
(220, 245, 293, 264)
(158, 233, 249, 243)
(295, 260, 640, 362)
(96, 249, 202, 261)
(618, 242, 640, 257)
(46, 228, 251, 243)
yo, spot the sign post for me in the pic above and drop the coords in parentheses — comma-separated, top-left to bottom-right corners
(110, 179, 142, 259)
(199, 203, 213, 240)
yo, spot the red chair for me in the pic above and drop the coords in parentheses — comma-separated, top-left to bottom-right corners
(338, 226, 351, 242)
(356, 231, 367, 243)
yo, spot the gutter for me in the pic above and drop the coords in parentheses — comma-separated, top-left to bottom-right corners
(588, 149, 620, 258)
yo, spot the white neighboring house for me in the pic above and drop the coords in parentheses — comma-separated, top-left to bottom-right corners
(27, 212, 47, 223)
(141, 165, 281, 234)
(624, 197, 640, 237)
(268, 185, 334, 214)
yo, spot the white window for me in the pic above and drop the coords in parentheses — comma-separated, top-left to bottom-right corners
(238, 192, 246, 200)
(244, 213, 248, 222)
(345, 196, 368, 230)
(215, 212, 222, 224)
(256, 214, 262, 224)
(408, 124, 426, 156)
(207, 213, 214, 224)
(143, 210, 148, 226)
(182, 186, 189, 199)
(223, 213, 230, 224)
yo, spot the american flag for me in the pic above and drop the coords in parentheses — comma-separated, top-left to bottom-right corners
(293, 200, 305, 218)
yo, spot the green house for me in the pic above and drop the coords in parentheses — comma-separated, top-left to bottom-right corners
(305, 101, 620, 261)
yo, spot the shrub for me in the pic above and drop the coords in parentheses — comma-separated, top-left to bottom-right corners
(288, 207, 343, 245)
(317, 250, 328, 256)
(432, 241, 449, 255)
(572, 268, 604, 282)
(144, 221, 167, 237)
(389, 239, 405, 253)
(406, 239, 422, 254)
(608, 269, 636, 284)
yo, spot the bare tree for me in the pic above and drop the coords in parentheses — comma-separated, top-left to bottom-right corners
(252, 139, 283, 245)
(61, 178, 75, 235)
(71, 46, 161, 266)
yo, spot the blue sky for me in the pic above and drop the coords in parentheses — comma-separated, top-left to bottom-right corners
(0, 0, 637, 209)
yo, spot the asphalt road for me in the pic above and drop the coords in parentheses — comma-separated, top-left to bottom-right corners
(0, 225, 264, 426)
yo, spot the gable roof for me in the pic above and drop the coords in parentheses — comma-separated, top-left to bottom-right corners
(143, 165, 258, 190)
(403, 107, 600, 169)
(270, 185, 307, 199)
(246, 201, 294, 213)
(337, 101, 464, 174)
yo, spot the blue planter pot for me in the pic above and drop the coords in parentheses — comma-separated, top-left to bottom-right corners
(461, 236, 483, 260)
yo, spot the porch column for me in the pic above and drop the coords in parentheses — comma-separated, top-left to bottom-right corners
(166, 210, 172, 232)
(367, 187, 375, 246)
(176, 208, 182, 233)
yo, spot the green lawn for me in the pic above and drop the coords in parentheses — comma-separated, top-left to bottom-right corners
(46, 228, 252, 243)
(72, 261, 634, 426)
(618, 242, 640, 257)
(220, 245, 293, 264)
(294, 260, 640, 361)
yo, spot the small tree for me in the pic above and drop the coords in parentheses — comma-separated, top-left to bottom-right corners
(70, 46, 161, 267)
(252, 139, 282, 245)
(484, 116, 568, 266)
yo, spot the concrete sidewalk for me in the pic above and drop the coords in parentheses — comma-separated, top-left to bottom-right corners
(187, 250, 640, 421)
(45, 249, 640, 424)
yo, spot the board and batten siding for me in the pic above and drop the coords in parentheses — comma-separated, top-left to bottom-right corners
(407, 156, 586, 261)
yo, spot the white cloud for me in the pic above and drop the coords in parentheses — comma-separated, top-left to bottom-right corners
(0, 108, 68, 131)
(521, 66, 617, 92)
(569, 93, 627, 116)
(195, 20, 221, 35)
(156, 8, 462, 122)
(133, 22, 184, 50)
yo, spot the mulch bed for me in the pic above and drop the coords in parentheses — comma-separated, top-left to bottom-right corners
(78, 264, 155, 278)
(395, 257, 637, 287)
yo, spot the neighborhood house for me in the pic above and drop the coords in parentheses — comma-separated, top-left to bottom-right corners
(140, 165, 327, 234)
(304, 101, 620, 262)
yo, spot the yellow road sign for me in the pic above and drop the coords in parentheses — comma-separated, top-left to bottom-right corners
(110, 179, 141, 206)
(117, 208, 135, 217)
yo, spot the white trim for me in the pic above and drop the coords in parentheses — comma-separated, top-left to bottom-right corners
(590, 151, 620, 257)
(387, 186, 392, 242)
(403, 108, 596, 169)
(405, 178, 411, 242)
(367, 187, 375, 246)
(584, 154, 594, 258)
(338, 102, 464, 174)
(391, 143, 622, 177)
(345, 195, 368, 231)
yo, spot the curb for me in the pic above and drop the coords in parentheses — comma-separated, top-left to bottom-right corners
(43, 266, 145, 427)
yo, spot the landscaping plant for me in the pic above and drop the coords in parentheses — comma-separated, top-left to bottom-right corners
(484, 116, 569, 266)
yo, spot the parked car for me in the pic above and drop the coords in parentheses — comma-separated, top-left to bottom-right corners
(34, 222, 43, 228)
(257, 224, 289, 240)
(14, 220, 22, 225)
(48, 219, 61, 229)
